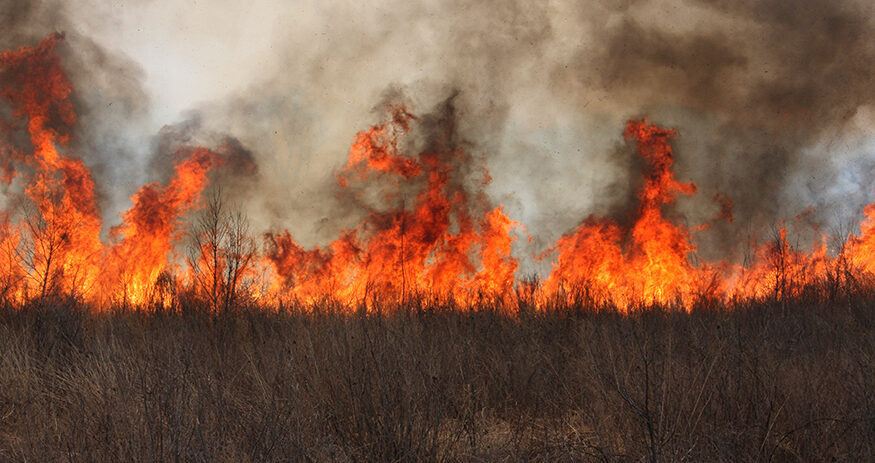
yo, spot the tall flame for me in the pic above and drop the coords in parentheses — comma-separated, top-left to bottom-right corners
(267, 106, 519, 309)
(541, 120, 718, 310)
(0, 35, 220, 306)
(3, 34, 875, 312)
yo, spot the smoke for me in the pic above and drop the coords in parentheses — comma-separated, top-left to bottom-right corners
(2, 0, 875, 273)
(0, 0, 156, 230)
(566, 0, 875, 257)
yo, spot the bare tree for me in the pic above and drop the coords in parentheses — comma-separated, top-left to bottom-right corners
(187, 190, 258, 311)
(18, 199, 69, 301)
(221, 209, 257, 309)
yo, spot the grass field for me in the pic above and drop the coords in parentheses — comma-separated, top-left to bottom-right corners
(0, 296, 872, 462)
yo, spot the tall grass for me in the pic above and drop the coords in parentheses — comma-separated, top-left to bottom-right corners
(0, 295, 872, 461)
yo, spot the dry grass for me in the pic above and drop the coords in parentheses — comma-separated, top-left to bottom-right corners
(0, 296, 872, 462)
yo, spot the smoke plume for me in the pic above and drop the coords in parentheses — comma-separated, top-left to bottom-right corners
(2, 0, 874, 274)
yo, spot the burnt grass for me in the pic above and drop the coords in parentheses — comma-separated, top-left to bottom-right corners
(0, 296, 873, 462)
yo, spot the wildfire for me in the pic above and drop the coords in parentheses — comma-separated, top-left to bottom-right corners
(0, 35, 223, 306)
(266, 105, 519, 309)
(1, 34, 874, 312)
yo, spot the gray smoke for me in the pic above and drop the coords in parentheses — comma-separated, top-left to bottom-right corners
(0, 0, 155, 232)
(2, 0, 874, 272)
(568, 0, 875, 258)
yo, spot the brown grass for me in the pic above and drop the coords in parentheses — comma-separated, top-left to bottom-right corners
(0, 296, 872, 462)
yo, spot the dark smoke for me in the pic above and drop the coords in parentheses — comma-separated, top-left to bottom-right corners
(569, 0, 875, 256)
(2, 0, 874, 272)
(0, 0, 62, 49)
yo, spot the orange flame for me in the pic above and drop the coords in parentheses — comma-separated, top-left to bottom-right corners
(267, 106, 519, 309)
(5, 34, 875, 312)
(0, 35, 221, 307)
(104, 148, 221, 305)
(541, 120, 716, 310)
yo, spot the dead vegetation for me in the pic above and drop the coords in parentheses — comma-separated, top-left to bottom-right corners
(0, 292, 872, 462)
